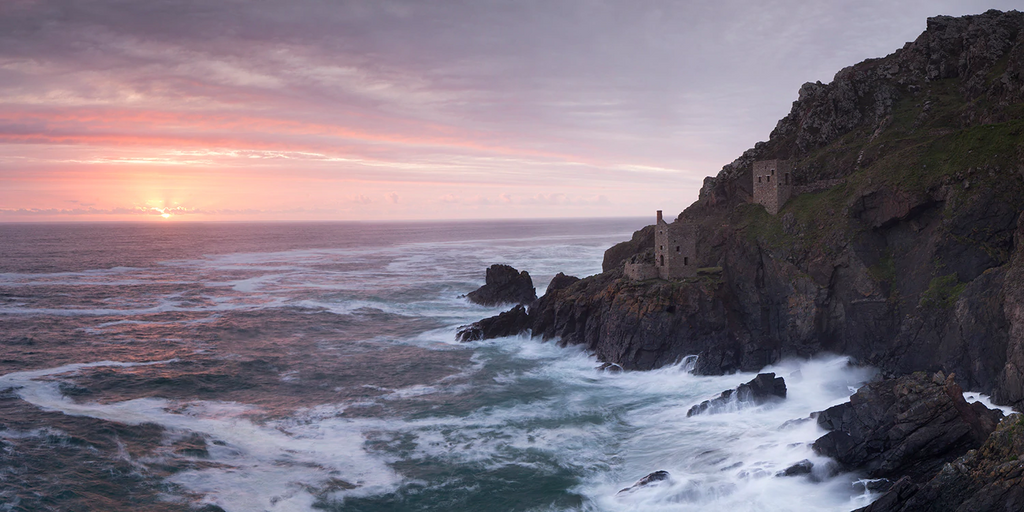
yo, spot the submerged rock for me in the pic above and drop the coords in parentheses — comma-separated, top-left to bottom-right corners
(687, 373, 787, 416)
(812, 372, 1002, 482)
(617, 470, 670, 494)
(465, 264, 537, 306)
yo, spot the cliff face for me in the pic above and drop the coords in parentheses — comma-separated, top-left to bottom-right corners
(527, 10, 1024, 405)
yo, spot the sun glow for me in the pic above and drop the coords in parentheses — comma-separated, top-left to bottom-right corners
(161, 212, 171, 219)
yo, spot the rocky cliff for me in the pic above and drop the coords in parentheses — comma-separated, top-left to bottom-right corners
(520, 10, 1024, 408)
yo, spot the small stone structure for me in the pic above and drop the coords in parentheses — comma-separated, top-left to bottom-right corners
(624, 210, 697, 280)
(752, 160, 793, 215)
(624, 254, 659, 281)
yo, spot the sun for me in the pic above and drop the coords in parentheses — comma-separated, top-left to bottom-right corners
(161, 212, 171, 219)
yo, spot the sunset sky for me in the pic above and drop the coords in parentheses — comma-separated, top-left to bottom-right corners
(1, 0, 1017, 222)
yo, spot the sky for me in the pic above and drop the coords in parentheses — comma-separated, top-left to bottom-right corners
(0, 0, 1019, 222)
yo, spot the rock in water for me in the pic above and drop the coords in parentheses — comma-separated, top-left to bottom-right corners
(617, 470, 670, 494)
(776, 459, 814, 477)
(456, 305, 531, 342)
(465, 264, 537, 306)
(687, 373, 787, 416)
(812, 372, 1003, 482)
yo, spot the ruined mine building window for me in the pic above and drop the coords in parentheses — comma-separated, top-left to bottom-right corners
(676, 246, 680, 253)
(684, 257, 689, 265)
(660, 255, 665, 266)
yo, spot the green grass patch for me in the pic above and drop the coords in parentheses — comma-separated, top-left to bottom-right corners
(919, 273, 967, 308)
(868, 251, 898, 299)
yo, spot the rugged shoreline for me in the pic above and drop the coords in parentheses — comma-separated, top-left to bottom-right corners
(459, 10, 1024, 511)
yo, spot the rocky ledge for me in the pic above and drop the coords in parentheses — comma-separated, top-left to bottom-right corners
(813, 371, 1003, 483)
(857, 412, 1024, 512)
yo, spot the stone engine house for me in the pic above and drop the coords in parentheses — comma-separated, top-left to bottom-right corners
(752, 159, 792, 215)
(625, 210, 697, 280)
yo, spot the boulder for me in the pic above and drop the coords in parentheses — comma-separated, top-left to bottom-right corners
(812, 372, 1003, 482)
(776, 459, 814, 477)
(465, 264, 537, 306)
(687, 373, 787, 416)
(456, 305, 530, 342)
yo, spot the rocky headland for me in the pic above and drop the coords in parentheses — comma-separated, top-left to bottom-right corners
(460, 9, 1024, 510)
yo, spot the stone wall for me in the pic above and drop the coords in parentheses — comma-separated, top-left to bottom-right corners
(624, 262, 659, 281)
(793, 178, 845, 195)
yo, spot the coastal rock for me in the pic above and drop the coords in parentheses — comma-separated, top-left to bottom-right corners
(617, 470, 670, 494)
(456, 305, 530, 342)
(855, 413, 1024, 512)
(603, 225, 654, 272)
(465, 264, 537, 306)
(687, 373, 787, 416)
(545, 272, 580, 293)
(812, 372, 1003, 481)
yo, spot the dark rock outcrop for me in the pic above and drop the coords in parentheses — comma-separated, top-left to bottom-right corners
(465, 264, 537, 306)
(812, 372, 1003, 482)
(603, 225, 655, 272)
(617, 470, 670, 494)
(687, 373, 787, 416)
(856, 413, 1024, 512)
(456, 305, 530, 342)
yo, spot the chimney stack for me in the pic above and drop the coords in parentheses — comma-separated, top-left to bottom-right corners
(656, 210, 663, 223)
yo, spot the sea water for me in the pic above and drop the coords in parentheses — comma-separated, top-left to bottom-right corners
(1, 220, 883, 511)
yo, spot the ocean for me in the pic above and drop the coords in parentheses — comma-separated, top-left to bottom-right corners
(1, 219, 885, 511)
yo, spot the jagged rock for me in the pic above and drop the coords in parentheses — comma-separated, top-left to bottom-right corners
(456, 305, 530, 342)
(465, 264, 537, 306)
(617, 470, 670, 494)
(812, 372, 1003, 482)
(777, 459, 813, 477)
(855, 413, 1024, 512)
(546, 272, 579, 293)
(687, 373, 787, 416)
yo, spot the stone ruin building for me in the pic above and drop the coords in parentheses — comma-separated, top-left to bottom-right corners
(624, 210, 697, 280)
(752, 159, 792, 215)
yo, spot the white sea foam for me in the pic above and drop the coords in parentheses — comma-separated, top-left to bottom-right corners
(0, 361, 401, 511)
(964, 391, 1016, 416)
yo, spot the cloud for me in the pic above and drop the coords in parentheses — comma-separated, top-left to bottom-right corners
(3, 0, 1021, 219)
